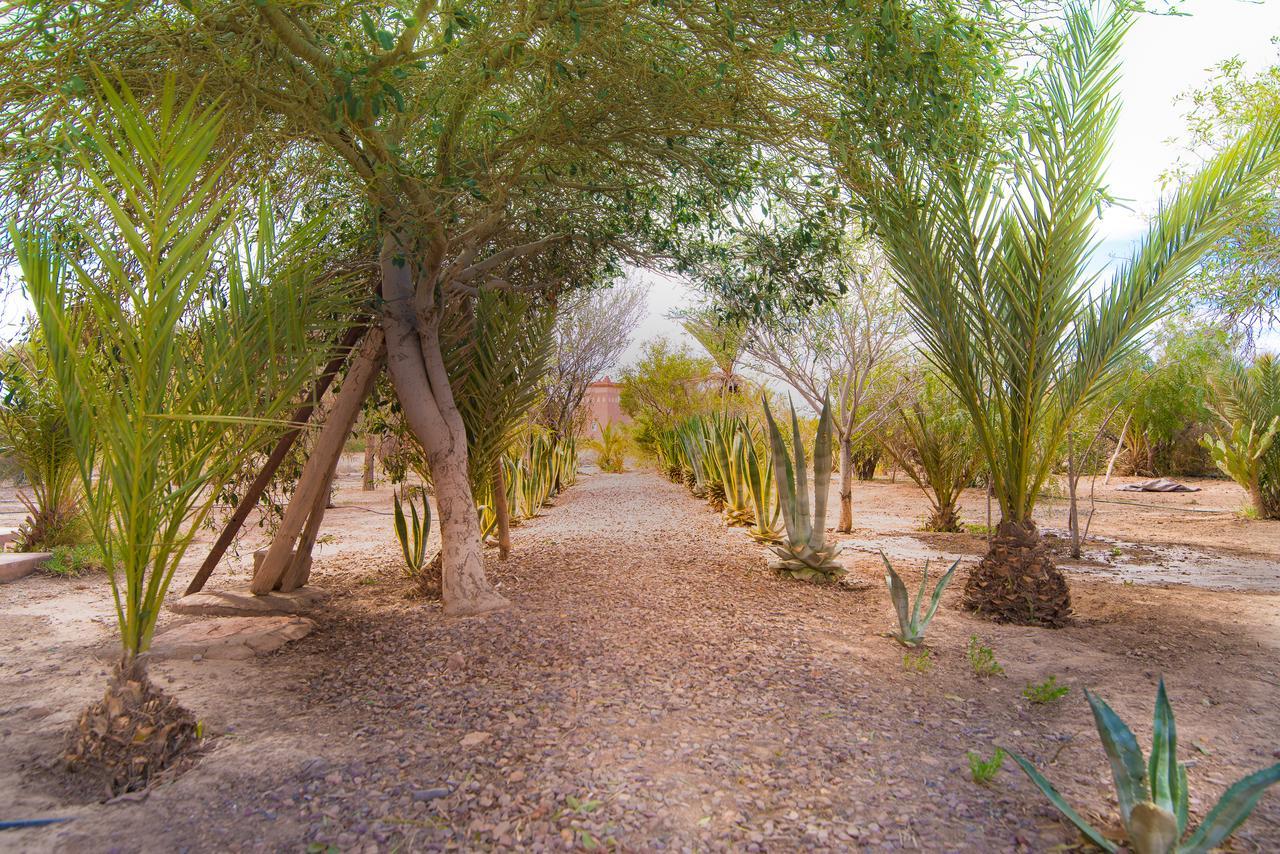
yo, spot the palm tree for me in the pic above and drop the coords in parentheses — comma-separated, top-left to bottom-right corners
(861, 1, 1280, 625)
(17, 75, 355, 791)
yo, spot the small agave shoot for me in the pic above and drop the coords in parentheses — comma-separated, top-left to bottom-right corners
(881, 551, 960, 646)
(1006, 680, 1280, 853)
(763, 396, 843, 583)
(393, 487, 431, 578)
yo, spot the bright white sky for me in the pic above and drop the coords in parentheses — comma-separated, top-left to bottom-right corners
(618, 0, 1280, 371)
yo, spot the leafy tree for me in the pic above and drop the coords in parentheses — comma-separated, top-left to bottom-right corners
(851, 1, 1280, 626)
(540, 275, 649, 440)
(744, 239, 913, 532)
(620, 338, 725, 455)
(1173, 52, 1280, 337)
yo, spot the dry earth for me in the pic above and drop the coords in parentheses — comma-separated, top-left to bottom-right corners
(1, 460, 1279, 852)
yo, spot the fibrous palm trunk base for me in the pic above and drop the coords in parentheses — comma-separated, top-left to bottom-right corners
(407, 551, 444, 600)
(926, 504, 963, 533)
(66, 656, 200, 797)
(961, 520, 1071, 627)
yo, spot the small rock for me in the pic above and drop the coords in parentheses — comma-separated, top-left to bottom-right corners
(412, 787, 450, 802)
(461, 731, 491, 748)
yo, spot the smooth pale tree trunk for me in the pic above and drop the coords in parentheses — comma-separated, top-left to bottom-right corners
(493, 460, 511, 560)
(837, 432, 854, 533)
(251, 328, 386, 593)
(379, 232, 508, 616)
(186, 323, 367, 595)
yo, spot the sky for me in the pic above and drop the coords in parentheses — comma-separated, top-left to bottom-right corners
(615, 0, 1280, 371)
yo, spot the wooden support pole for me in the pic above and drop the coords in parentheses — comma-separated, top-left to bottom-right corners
(186, 323, 367, 595)
(251, 327, 386, 594)
(279, 451, 342, 592)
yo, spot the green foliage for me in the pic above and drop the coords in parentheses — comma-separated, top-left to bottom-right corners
(1110, 322, 1235, 477)
(392, 488, 431, 577)
(902, 649, 932, 674)
(1023, 676, 1071, 705)
(968, 748, 1005, 785)
(966, 636, 1004, 678)
(1202, 353, 1280, 518)
(588, 422, 628, 473)
(763, 396, 844, 583)
(447, 291, 556, 497)
(879, 374, 980, 532)
(881, 552, 959, 647)
(17, 76, 355, 660)
(620, 339, 747, 451)
(42, 543, 105, 577)
(1172, 54, 1280, 334)
(1006, 679, 1280, 853)
(0, 338, 87, 551)
(858, 0, 1280, 535)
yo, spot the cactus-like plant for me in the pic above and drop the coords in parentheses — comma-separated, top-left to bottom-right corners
(881, 551, 959, 646)
(393, 487, 431, 576)
(740, 430, 781, 543)
(762, 396, 843, 582)
(1006, 679, 1280, 853)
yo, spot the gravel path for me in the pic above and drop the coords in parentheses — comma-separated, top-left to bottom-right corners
(8, 468, 1280, 852)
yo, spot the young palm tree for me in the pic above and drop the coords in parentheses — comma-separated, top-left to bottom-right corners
(861, 1, 1280, 625)
(16, 75, 355, 791)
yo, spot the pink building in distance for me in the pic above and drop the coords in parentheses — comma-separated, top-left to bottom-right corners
(581, 376, 630, 437)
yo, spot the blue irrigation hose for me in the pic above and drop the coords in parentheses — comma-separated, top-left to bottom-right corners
(0, 818, 72, 830)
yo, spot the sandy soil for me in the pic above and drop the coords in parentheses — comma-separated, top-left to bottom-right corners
(1, 460, 1278, 852)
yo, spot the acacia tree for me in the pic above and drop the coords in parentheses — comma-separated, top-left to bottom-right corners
(1, 0, 815, 615)
(744, 239, 912, 532)
(846, 1, 1280, 626)
(540, 274, 649, 440)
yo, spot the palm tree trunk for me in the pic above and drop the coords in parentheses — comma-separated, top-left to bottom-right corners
(962, 517, 1072, 627)
(493, 459, 511, 560)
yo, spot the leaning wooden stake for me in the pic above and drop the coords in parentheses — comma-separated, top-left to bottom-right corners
(493, 459, 511, 560)
(186, 323, 367, 595)
(251, 327, 386, 594)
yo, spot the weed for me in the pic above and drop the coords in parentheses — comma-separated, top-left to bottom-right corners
(967, 636, 1004, 678)
(41, 543, 104, 577)
(902, 649, 932, 674)
(968, 748, 1005, 785)
(1023, 676, 1070, 704)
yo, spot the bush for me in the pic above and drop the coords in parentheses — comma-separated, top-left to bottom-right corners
(42, 544, 106, 577)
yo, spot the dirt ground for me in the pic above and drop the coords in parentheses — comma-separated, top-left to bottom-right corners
(1, 459, 1278, 852)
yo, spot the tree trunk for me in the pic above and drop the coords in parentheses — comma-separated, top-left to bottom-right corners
(961, 518, 1071, 628)
(251, 327, 386, 594)
(379, 232, 508, 617)
(1067, 433, 1082, 559)
(494, 459, 511, 560)
(362, 435, 377, 491)
(186, 323, 367, 595)
(837, 432, 854, 533)
(279, 452, 340, 592)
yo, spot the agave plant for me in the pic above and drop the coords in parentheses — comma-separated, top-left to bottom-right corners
(763, 396, 843, 583)
(880, 552, 960, 647)
(740, 428, 782, 543)
(1006, 680, 1280, 853)
(859, 0, 1280, 625)
(392, 487, 431, 576)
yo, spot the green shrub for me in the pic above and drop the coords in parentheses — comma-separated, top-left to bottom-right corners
(967, 636, 1004, 678)
(42, 544, 105, 577)
(968, 748, 1005, 785)
(1023, 676, 1070, 704)
(902, 649, 932, 674)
